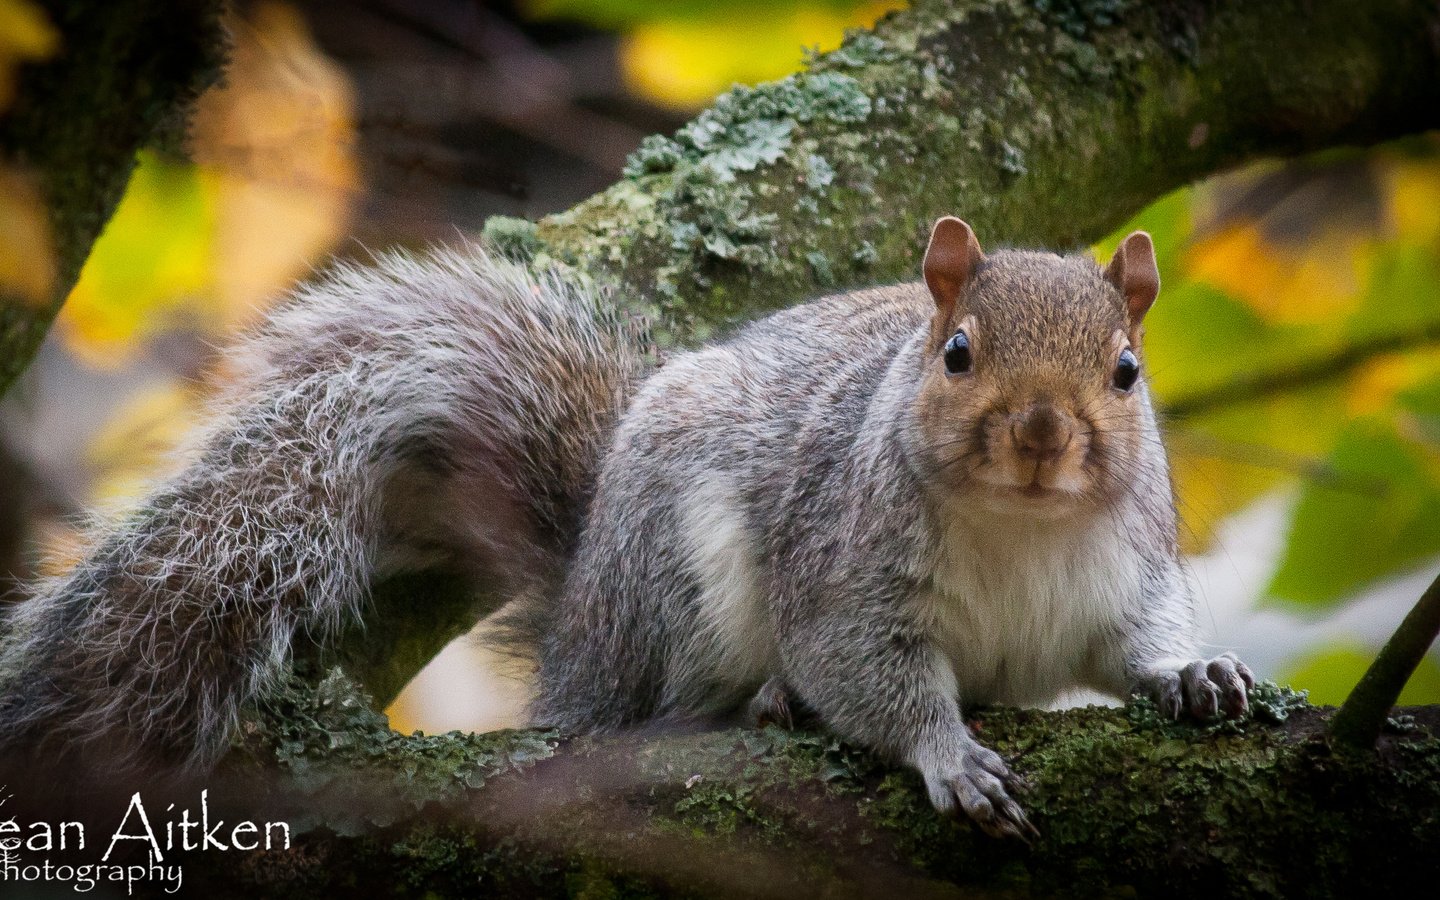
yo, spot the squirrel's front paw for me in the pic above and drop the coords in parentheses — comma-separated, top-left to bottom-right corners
(918, 737, 1037, 841)
(1140, 652, 1255, 720)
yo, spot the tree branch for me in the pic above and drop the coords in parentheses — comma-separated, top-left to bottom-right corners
(522, 0, 1440, 345)
(165, 673, 1436, 897)
(1330, 570, 1440, 750)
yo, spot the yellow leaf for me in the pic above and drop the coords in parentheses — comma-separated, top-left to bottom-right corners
(0, 0, 57, 57)
(189, 0, 359, 329)
(0, 0, 59, 111)
(1382, 155, 1440, 245)
(0, 163, 56, 304)
(57, 152, 217, 367)
(1345, 348, 1440, 418)
(1185, 222, 1370, 325)
(619, 2, 902, 111)
(1170, 383, 1350, 552)
(1169, 450, 1278, 555)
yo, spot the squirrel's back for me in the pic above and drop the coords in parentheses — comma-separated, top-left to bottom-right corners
(619, 282, 929, 470)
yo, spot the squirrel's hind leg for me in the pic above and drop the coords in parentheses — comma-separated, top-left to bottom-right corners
(748, 676, 827, 730)
(748, 676, 795, 729)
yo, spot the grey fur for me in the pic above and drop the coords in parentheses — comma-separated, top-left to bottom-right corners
(0, 242, 1247, 837)
(528, 250, 1246, 837)
(0, 248, 642, 773)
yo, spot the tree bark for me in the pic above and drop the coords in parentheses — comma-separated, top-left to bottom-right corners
(0, 0, 225, 397)
(174, 673, 1433, 898)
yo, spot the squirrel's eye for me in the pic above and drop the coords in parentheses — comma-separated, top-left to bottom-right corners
(1113, 348, 1140, 391)
(943, 330, 972, 375)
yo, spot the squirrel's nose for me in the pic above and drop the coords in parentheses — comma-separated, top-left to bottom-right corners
(1011, 404, 1074, 461)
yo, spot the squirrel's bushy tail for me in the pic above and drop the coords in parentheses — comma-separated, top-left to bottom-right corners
(0, 247, 644, 775)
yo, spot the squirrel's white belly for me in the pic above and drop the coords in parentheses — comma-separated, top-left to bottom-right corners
(922, 514, 1142, 706)
(666, 473, 779, 709)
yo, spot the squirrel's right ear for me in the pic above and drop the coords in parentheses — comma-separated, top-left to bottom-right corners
(924, 216, 985, 311)
(1105, 231, 1161, 328)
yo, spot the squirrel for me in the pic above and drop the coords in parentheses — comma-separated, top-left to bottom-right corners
(0, 217, 1253, 839)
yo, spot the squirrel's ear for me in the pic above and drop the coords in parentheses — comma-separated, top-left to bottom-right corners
(924, 216, 985, 311)
(1105, 231, 1161, 327)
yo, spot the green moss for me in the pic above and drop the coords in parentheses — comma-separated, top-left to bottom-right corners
(1029, 0, 1135, 39)
(539, 64, 890, 339)
(1247, 681, 1313, 724)
(672, 781, 762, 837)
(480, 215, 542, 259)
(230, 667, 559, 834)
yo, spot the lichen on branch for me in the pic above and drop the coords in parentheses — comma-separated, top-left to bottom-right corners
(521, 0, 1440, 347)
(202, 669, 1440, 898)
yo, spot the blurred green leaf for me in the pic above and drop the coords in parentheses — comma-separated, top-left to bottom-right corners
(1279, 644, 1440, 705)
(1399, 377, 1440, 445)
(1400, 379, 1440, 417)
(1145, 281, 1269, 401)
(1166, 382, 1349, 553)
(1268, 418, 1440, 606)
(1093, 185, 1192, 281)
(1346, 241, 1440, 341)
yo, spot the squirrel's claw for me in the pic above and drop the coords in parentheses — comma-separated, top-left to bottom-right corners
(1205, 652, 1254, 720)
(950, 766, 1037, 843)
(923, 738, 1038, 843)
(1140, 653, 1254, 721)
(988, 791, 1040, 844)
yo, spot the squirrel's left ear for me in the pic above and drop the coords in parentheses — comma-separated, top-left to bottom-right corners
(924, 216, 986, 312)
(1105, 231, 1160, 328)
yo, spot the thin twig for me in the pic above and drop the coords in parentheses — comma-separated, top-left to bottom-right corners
(1162, 319, 1440, 421)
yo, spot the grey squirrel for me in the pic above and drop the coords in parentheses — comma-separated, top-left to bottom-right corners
(0, 217, 1252, 839)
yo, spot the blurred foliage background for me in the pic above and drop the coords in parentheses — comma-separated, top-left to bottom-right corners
(1, 0, 1437, 734)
